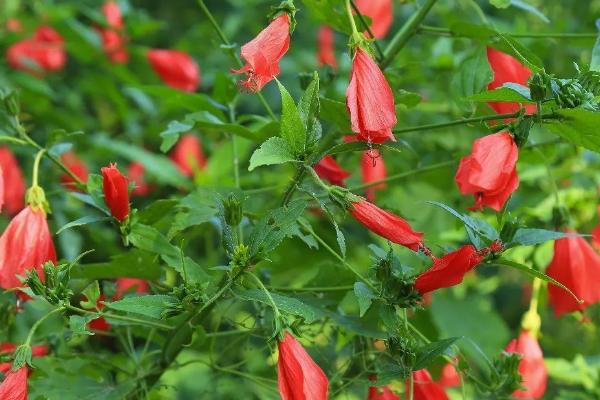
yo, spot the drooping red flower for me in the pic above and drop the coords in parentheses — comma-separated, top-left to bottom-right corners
(346, 48, 397, 143)
(455, 132, 519, 211)
(317, 26, 337, 70)
(546, 232, 600, 316)
(0, 147, 25, 215)
(0, 343, 49, 374)
(486, 47, 536, 116)
(350, 199, 423, 252)
(438, 363, 460, 388)
(355, 0, 393, 39)
(99, 1, 128, 63)
(277, 332, 329, 400)
(115, 278, 148, 299)
(406, 369, 449, 400)
(504, 330, 547, 398)
(147, 49, 200, 92)
(361, 149, 386, 202)
(101, 163, 130, 222)
(170, 134, 206, 177)
(127, 162, 151, 197)
(6, 26, 66, 74)
(314, 156, 350, 186)
(367, 384, 399, 400)
(0, 366, 28, 400)
(232, 14, 290, 92)
(60, 151, 89, 191)
(0, 206, 57, 290)
(414, 245, 484, 295)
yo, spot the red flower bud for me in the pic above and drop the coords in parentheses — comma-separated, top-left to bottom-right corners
(60, 151, 88, 191)
(406, 369, 448, 400)
(455, 132, 519, 211)
(147, 49, 200, 92)
(170, 134, 206, 177)
(115, 278, 148, 299)
(0, 206, 56, 290)
(6, 26, 66, 74)
(317, 26, 336, 70)
(99, 1, 128, 64)
(128, 162, 152, 197)
(0, 365, 28, 400)
(277, 332, 329, 400)
(546, 232, 600, 316)
(354, 0, 393, 39)
(361, 149, 386, 202)
(438, 362, 461, 388)
(232, 14, 290, 92)
(0, 147, 25, 215)
(486, 48, 536, 116)
(314, 156, 350, 186)
(414, 245, 483, 295)
(346, 49, 397, 143)
(504, 330, 547, 398)
(350, 199, 423, 252)
(101, 163, 130, 222)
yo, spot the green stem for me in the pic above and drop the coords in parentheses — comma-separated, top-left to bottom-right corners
(305, 165, 332, 192)
(393, 111, 521, 134)
(196, 0, 276, 120)
(25, 307, 64, 345)
(349, 0, 384, 61)
(246, 272, 281, 319)
(418, 25, 599, 39)
(281, 165, 307, 206)
(380, 0, 439, 69)
(349, 160, 455, 191)
(31, 148, 46, 188)
(298, 219, 377, 291)
(345, 0, 360, 37)
(409, 372, 414, 400)
(268, 285, 353, 292)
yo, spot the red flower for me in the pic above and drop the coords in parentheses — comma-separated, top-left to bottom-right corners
(170, 134, 206, 177)
(367, 385, 399, 400)
(504, 331, 547, 398)
(317, 26, 336, 70)
(0, 366, 28, 400)
(346, 48, 397, 143)
(0, 206, 57, 290)
(545, 232, 600, 316)
(314, 156, 350, 186)
(277, 332, 329, 400)
(438, 363, 460, 388)
(115, 278, 148, 299)
(60, 151, 88, 191)
(0, 168, 3, 213)
(486, 47, 535, 116)
(355, 0, 393, 39)
(101, 163, 130, 222)
(6, 26, 66, 74)
(128, 162, 151, 197)
(232, 14, 290, 92)
(361, 149, 386, 202)
(0, 147, 25, 215)
(406, 369, 448, 400)
(414, 245, 484, 295)
(455, 132, 519, 211)
(99, 1, 128, 63)
(147, 49, 200, 92)
(350, 199, 423, 252)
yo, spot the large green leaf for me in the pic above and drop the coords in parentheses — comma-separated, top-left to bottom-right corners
(545, 108, 600, 153)
(277, 80, 307, 156)
(234, 289, 322, 323)
(508, 228, 581, 247)
(452, 47, 493, 99)
(248, 136, 297, 171)
(105, 295, 177, 319)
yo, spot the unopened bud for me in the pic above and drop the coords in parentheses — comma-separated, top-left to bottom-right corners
(223, 194, 243, 227)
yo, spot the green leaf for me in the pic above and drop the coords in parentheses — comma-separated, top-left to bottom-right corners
(277, 80, 307, 155)
(414, 337, 460, 370)
(452, 47, 493, 99)
(138, 199, 179, 226)
(490, 0, 511, 8)
(69, 315, 95, 336)
(185, 111, 270, 142)
(298, 72, 321, 146)
(509, 228, 581, 247)
(467, 87, 534, 103)
(105, 295, 177, 319)
(56, 215, 110, 235)
(591, 34, 600, 72)
(396, 89, 422, 108)
(299, 0, 352, 34)
(426, 201, 499, 241)
(136, 85, 226, 117)
(320, 97, 351, 132)
(248, 200, 307, 258)
(234, 289, 322, 323)
(71, 250, 161, 280)
(159, 120, 193, 152)
(510, 1, 550, 23)
(80, 281, 101, 309)
(353, 282, 376, 317)
(546, 108, 600, 153)
(490, 258, 582, 303)
(129, 223, 179, 258)
(248, 137, 296, 171)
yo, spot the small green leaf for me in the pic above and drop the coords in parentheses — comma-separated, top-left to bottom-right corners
(509, 228, 581, 247)
(159, 121, 193, 152)
(591, 34, 600, 72)
(468, 87, 534, 103)
(426, 201, 499, 241)
(490, 0, 511, 8)
(414, 337, 460, 370)
(546, 108, 600, 153)
(57, 215, 110, 235)
(277, 80, 307, 155)
(105, 295, 178, 319)
(452, 47, 493, 99)
(354, 282, 376, 317)
(248, 137, 296, 171)
(235, 289, 322, 323)
(69, 315, 95, 336)
(80, 281, 101, 309)
(298, 72, 321, 146)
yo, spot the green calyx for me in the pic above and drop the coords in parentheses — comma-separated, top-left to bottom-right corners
(25, 185, 50, 214)
(269, 0, 298, 33)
